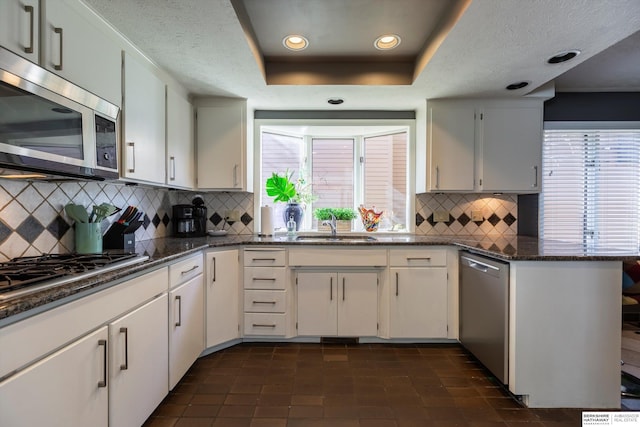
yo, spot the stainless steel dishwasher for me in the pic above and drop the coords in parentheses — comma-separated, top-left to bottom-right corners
(459, 251, 510, 384)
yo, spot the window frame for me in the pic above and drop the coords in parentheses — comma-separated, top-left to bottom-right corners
(253, 118, 416, 233)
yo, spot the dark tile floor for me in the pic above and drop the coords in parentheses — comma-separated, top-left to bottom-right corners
(143, 343, 619, 427)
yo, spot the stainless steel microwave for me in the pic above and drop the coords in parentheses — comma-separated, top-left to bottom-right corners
(0, 46, 119, 180)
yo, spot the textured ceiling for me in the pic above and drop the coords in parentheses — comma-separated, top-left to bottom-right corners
(81, 0, 640, 110)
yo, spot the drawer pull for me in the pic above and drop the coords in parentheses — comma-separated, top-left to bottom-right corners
(98, 339, 107, 388)
(252, 277, 276, 281)
(181, 265, 199, 275)
(252, 300, 277, 304)
(119, 327, 129, 370)
(406, 257, 431, 261)
(252, 323, 276, 328)
(252, 258, 276, 262)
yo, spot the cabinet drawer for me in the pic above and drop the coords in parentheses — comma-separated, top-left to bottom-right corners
(244, 290, 286, 313)
(244, 249, 286, 267)
(169, 253, 203, 288)
(244, 313, 286, 336)
(244, 267, 287, 289)
(389, 249, 447, 267)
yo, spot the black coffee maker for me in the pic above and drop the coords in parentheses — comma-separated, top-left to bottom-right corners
(173, 196, 207, 237)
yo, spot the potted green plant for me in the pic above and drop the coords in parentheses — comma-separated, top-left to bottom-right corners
(265, 170, 315, 230)
(314, 207, 357, 232)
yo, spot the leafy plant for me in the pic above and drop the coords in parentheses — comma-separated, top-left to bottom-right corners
(265, 171, 296, 203)
(314, 207, 357, 221)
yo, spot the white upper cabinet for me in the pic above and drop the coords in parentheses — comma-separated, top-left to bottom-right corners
(426, 98, 543, 193)
(480, 105, 542, 192)
(167, 86, 195, 189)
(42, 0, 122, 106)
(428, 102, 476, 191)
(1, 0, 122, 106)
(122, 51, 166, 184)
(0, 0, 40, 62)
(195, 98, 247, 191)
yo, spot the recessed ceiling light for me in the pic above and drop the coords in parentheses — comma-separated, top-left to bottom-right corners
(506, 81, 530, 90)
(374, 34, 401, 50)
(283, 35, 308, 51)
(327, 98, 344, 105)
(547, 50, 581, 64)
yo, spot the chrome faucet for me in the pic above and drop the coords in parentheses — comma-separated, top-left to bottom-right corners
(322, 212, 337, 237)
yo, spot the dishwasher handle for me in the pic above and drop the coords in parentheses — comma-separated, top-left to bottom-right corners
(461, 255, 502, 274)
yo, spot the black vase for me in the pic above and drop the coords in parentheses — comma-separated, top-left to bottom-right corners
(283, 203, 303, 231)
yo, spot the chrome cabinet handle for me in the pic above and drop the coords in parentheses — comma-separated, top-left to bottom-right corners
(54, 27, 63, 70)
(24, 6, 34, 54)
(211, 257, 216, 283)
(435, 166, 440, 189)
(252, 277, 276, 281)
(170, 156, 176, 181)
(175, 295, 182, 327)
(406, 257, 431, 261)
(252, 258, 276, 262)
(181, 265, 199, 275)
(330, 276, 333, 300)
(127, 142, 135, 173)
(342, 277, 345, 301)
(119, 327, 129, 370)
(252, 300, 276, 305)
(532, 165, 538, 188)
(98, 339, 107, 388)
(253, 323, 276, 328)
(233, 164, 238, 187)
(396, 272, 399, 296)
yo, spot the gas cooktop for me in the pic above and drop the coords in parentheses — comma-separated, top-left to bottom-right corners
(0, 252, 149, 302)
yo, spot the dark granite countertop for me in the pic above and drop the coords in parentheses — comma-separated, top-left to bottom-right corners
(1, 233, 637, 324)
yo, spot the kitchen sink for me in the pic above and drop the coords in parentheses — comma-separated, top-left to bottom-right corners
(295, 235, 377, 242)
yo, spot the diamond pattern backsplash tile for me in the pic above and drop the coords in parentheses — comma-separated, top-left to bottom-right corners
(0, 176, 515, 261)
(415, 193, 518, 236)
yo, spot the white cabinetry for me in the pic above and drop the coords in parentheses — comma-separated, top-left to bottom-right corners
(1, 0, 122, 106)
(109, 294, 168, 427)
(296, 271, 378, 337)
(167, 86, 195, 188)
(168, 254, 204, 390)
(243, 248, 292, 337)
(0, 327, 109, 427)
(426, 99, 542, 193)
(0, 0, 40, 62)
(195, 98, 247, 190)
(205, 249, 240, 347)
(44, 0, 121, 106)
(122, 51, 166, 184)
(388, 248, 448, 338)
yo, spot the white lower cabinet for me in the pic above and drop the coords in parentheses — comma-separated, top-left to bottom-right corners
(205, 249, 240, 347)
(296, 271, 378, 337)
(388, 249, 448, 338)
(169, 274, 204, 389)
(109, 294, 168, 427)
(0, 326, 109, 427)
(389, 268, 448, 338)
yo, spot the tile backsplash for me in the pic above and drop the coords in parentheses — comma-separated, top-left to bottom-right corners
(0, 178, 517, 260)
(0, 179, 254, 261)
(415, 193, 517, 236)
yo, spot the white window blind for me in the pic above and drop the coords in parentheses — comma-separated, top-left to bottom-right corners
(541, 123, 640, 251)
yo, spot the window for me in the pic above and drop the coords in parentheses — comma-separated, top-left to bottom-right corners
(256, 121, 413, 232)
(541, 123, 640, 251)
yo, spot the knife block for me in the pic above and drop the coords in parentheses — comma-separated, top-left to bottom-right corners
(103, 221, 142, 250)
